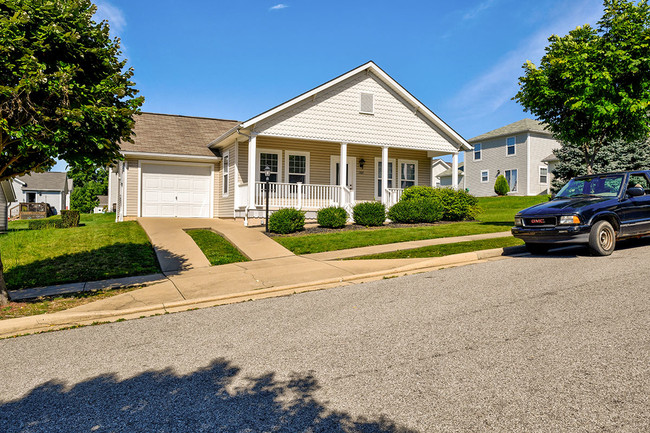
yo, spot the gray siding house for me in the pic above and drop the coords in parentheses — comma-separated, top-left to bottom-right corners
(465, 119, 559, 196)
(1, 180, 17, 232)
(8, 172, 72, 217)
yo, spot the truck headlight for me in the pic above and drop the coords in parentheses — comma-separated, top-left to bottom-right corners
(559, 215, 581, 225)
(514, 216, 523, 226)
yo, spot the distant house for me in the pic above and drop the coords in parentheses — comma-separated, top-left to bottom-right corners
(8, 172, 72, 217)
(431, 159, 450, 188)
(437, 162, 465, 190)
(465, 119, 559, 196)
(1, 180, 17, 232)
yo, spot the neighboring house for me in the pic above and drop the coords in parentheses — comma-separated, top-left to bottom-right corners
(8, 172, 72, 216)
(112, 62, 472, 223)
(94, 195, 109, 213)
(1, 180, 17, 232)
(431, 159, 450, 188)
(437, 162, 465, 190)
(465, 119, 559, 196)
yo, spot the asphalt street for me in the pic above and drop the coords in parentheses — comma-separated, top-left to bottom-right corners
(1, 240, 649, 432)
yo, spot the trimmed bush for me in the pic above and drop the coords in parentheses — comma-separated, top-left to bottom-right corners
(432, 188, 480, 221)
(61, 210, 80, 228)
(268, 208, 306, 234)
(494, 175, 510, 196)
(388, 198, 444, 223)
(317, 206, 348, 229)
(400, 185, 437, 201)
(352, 201, 386, 226)
(28, 219, 62, 230)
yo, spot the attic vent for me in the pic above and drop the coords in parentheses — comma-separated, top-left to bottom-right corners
(360, 92, 374, 114)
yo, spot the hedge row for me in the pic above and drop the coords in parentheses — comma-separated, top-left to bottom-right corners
(28, 210, 81, 230)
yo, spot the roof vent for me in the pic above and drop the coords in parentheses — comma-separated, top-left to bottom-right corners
(360, 92, 374, 114)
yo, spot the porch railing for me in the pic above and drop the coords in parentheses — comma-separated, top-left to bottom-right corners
(254, 182, 342, 210)
(385, 188, 404, 207)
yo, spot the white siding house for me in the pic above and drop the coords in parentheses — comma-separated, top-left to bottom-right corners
(8, 172, 71, 216)
(465, 119, 559, 196)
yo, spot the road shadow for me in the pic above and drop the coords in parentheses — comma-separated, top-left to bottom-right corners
(4, 243, 180, 292)
(0, 358, 415, 433)
(502, 236, 650, 259)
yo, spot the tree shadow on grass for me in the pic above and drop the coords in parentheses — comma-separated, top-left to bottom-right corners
(4, 243, 183, 291)
(0, 358, 415, 433)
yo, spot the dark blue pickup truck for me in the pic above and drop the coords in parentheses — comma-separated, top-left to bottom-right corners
(511, 171, 650, 255)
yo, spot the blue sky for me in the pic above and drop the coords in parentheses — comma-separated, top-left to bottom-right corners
(54, 0, 605, 170)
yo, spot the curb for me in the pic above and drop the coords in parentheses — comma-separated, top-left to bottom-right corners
(0, 246, 527, 338)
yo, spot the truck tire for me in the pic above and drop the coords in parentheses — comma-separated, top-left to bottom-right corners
(589, 220, 616, 256)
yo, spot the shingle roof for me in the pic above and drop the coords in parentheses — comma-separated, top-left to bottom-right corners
(17, 172, 68, 192)
(120, 112, 240, 157)
(468, 118, 551, 142)
(438, 162, 464, 178)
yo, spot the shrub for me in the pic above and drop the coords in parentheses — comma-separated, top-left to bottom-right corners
(28, 219, 62, 230)
(353, 202, 386, 226)
(432, 188, 480, 221)
(400, 185, 437, 201)
(317, 206, 348, 229)
(494, 175, 510, 196)
(388, 198, 444, 223)
(268, 208, 305, 234)
(61, 210, 80, 228)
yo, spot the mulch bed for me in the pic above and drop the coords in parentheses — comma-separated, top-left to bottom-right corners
(264, 220, 457, 238)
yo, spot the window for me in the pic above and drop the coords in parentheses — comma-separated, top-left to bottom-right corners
(473, 143, 482, 161)
(399, 160, 417, 189)
(26, 192, 36, 203)
(222, 152, 230, 196)
(506, 137, 516, 156)
(505, 169, 518, 192)
(285, 151, 309, 184)
(360, 92, 374, 114)
(539, 166, 548, 184)
(481, 170, 489, 183)
(375, 158, 396, 199)
(258, 150, 281, 183)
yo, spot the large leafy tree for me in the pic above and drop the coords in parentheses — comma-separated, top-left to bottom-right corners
(515, 0, 650, 177)
(69, 166, 108, 212)
(0, 0, 143, 304)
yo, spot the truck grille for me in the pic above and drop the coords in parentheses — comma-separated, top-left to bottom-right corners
(524, 217, 557, 227)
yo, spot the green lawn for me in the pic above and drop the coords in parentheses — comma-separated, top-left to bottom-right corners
(186, 229, 249, 266)
(2, 213, 159, 291)
(275, 195, 548, 255)
(348, 237, 525, 260)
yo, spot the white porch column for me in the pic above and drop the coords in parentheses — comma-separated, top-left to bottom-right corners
(339, 142, 347, 206)
(381, 146, 389, 205)
(452, 152, 459, 191)
(247, 133, 258, 208)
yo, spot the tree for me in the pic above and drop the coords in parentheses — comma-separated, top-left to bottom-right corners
(69, 166, 108, 212)
(494, 175, 509, 196)
(515, 0, 650, 178)
(0, 0, 143, 304)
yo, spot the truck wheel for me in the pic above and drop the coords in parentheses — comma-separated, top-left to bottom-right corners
(589, 220, 616, 256)
(525, 243, 549, 254)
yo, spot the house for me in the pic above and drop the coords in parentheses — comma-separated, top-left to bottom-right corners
(465, 119, 559, 196)
(111, 62, 472, 223)
(8, 172, 72, 218)
(94, 195, 109, 214)
(431, 159, 450, 188)
(1, 180, 17, 232)
(437, 162, 465, 190)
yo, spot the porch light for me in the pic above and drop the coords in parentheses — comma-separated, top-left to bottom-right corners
(359, 159, 365, 169)
(264, 165, 271, 181)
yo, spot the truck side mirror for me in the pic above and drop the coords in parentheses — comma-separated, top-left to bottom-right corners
(627, 187, 645, 197)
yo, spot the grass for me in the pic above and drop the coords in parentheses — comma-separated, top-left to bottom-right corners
(1, 213, 159, 291)
(347, 237, 525, 260)
(275, 195, 548, 255)
(185, 229, 249, 266)
(0, 287, 140, 320)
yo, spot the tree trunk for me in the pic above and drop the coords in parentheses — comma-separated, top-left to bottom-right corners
(0, 252, 9, 305)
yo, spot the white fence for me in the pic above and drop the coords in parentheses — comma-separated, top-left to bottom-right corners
(385, 188, 404, 208)
(254, 182, 342, 209)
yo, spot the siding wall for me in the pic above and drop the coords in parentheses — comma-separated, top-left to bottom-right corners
(0, 188, 7, 232)
(465, 134, 529, 196)
(125, 159, 139, 216)
(528, 133, 561, 195)
(217, 142, 236, 218)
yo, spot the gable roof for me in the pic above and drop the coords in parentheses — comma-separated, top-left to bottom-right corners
(438, 162, 464, 178)
(431, 159, 450, 169)
(120, 112, 239, 158)
(17, 172, 68, 192)
(469, 118, 551, 142)
(210, 61, 471, 152)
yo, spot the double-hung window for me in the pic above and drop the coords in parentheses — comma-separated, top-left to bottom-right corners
(285, 152, 309, 184)
(481, 170, 489, 183)
(474, 143, 482, 161)
(258, 150, 281, 183)
(399, 160, 417, 189)
(506, 137, 516, 156)
(505, 169, 518, 192)
(539, 166, 548, 184)
(375, 159, 396, 199)
(222, 152, 229, 196)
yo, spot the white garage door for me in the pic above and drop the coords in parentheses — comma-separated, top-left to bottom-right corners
(141, 163, 212, 218)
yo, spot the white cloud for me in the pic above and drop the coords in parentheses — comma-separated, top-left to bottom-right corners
(269, 4, 288, 11)
(450, 0, 603, 119)
(463, 0, 497, 21)
(94, 1, 126, 35)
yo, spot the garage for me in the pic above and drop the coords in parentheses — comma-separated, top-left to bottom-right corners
(141, 162, 212, 218)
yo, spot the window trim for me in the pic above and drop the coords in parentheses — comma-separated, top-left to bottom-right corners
(398, 159, 418, 189)
(473, 143, 482, 161)
(506, 136, 516, 157)
(359, 92, 374, 115)
(480, 170, 489, 184)
(374, 157, 397, 200)
(505, 168, 518, 192)
(222, 151, 230, 197)
(284, 150, 310, 184)
(539, 166, 548, 184)
(256, 148, 283, 183)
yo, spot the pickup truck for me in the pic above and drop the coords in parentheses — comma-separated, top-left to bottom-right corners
(511, 171, 650, 255)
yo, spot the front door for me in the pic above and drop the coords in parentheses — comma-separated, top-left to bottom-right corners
(330, 156, 356, 190)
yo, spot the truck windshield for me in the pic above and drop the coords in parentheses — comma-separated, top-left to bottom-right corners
(556, 175, 624, 198)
